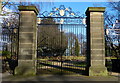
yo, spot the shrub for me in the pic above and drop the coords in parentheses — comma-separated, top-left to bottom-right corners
(2, 51, 11, 59)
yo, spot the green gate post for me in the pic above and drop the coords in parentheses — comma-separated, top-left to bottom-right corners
(86, 7, 108, 76)
(15, 6, 39, 75)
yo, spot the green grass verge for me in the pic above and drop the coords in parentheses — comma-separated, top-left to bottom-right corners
(0, 51, 2, 54)
(72, 62, 86, 67)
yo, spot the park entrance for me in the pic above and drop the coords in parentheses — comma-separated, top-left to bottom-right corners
(36, 5, 87, 75)
(15, 6, 108, 76)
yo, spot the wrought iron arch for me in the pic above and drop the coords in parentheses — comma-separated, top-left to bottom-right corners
(39, 5, 85, 18)
(38, 5, 86, 24)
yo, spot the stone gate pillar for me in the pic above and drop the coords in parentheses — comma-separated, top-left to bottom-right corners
(85, 7, 108, 76)
(15, 6, 39, 75)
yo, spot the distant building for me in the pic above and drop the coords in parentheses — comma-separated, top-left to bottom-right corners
(106, 19, 120, 45)
(113, 19, 120, 29)
(0, 17, 11, 52)
(113, 19, 120, 45)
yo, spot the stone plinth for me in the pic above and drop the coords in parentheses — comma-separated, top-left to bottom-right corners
(86, 7, 108, 76)
(15, 6, 38, 75)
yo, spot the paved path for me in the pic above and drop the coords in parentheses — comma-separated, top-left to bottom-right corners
(1, 72, 119, 82)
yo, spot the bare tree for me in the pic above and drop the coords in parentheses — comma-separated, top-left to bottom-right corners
(104, 1, 120, 58)
(37, 18, 68, 57)
(93, 1, 120, 58)
(1, 0, 53, 13)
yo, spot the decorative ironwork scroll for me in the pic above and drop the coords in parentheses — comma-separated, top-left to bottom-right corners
(39, 5, 84, 18)
(38, 5, 86, 24)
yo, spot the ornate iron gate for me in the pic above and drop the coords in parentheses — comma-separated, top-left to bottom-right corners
(1, 14, 19, 73)
(37, 5, 87, 75)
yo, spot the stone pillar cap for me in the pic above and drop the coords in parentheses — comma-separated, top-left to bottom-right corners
(18, 6, 39, 15)
(86, 7, 106, 14)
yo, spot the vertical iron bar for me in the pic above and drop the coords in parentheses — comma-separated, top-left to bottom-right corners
(61, 24, 63, 75)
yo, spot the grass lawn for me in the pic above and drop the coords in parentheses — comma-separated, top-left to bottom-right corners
(0, 51, 2, 53)
(37, 57, 87, 75)
(36, 56, 114, 75)
(37, 60, 53, 67)
(73, 62, 86, 67)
